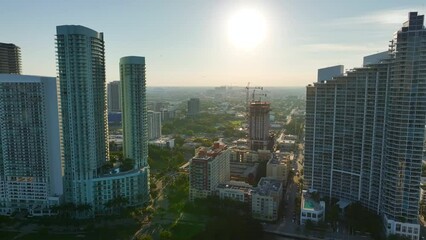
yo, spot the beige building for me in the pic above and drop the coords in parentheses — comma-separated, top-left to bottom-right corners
(251, 177, 283, 221)
(217, 181, 253, 203)
(230, 162, 258, 185)
(266, 152, 291, 186)
(189, 142, 230, 201)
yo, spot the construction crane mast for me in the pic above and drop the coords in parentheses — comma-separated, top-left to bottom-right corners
(252, 89, 267, 102)
(245, 82, 263, 114)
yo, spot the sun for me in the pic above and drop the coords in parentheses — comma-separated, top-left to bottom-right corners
(228, 8, 267, 50)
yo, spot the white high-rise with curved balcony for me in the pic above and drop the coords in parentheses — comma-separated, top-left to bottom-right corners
(56, 25, 109, 205)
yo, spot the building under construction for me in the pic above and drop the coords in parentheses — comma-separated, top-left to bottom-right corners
(248, 101, 271, 151)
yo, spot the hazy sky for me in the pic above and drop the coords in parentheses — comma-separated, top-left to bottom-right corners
(1, 0, 425, 86)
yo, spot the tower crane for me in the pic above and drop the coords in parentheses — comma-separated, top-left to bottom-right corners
(245, 82, 263, 113)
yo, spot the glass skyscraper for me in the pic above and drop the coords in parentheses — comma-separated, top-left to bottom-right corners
(107, 81, 121, 112)
(56, 25, 109, 205)
(56, 27, 149, 211)
(119, 56, 150, 204)
(305, 12, 426, 239)
(120, 57, 148, 168)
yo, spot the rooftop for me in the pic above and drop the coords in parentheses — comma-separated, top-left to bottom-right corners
(267, 152, 290, 165)
(302, 190, 324, 211)
(98, 168, 142, 179)
(253, 177, 282, 196)
(217, 181, 253, 194)
(195, 141, 228, 160)
(149, 137, 174, 144)
(303, 199, 316, 209)
(230, 162, 258, 176)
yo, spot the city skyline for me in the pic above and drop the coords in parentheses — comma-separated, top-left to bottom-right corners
(1, 0, 425, 86)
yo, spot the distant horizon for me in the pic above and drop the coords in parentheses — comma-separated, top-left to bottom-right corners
(2, 1, 425, 86)
(146, 85, 306, 88)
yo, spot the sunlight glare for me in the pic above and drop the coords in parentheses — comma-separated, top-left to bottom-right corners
(228, 8, 267, 50)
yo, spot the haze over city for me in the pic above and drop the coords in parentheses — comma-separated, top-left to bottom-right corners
(1, 0, 425, 86)
(2, 0, 426, 239)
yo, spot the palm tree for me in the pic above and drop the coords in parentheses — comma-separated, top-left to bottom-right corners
(104, 200, 114, 215)
(50, 204, 60, 215)
(54, 203, 76, 219)
(76, 203, 92, 218)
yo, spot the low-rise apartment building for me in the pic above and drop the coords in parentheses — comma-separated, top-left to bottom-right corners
(251, 177, 283, 221)
(300, 190, 325, 225)
(217, 181, 253, 203)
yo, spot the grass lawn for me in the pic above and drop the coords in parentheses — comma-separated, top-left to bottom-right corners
(170, 222, 204, 240)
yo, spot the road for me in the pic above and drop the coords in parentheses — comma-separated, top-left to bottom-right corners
(267, 143, 372, 239)
(132, 172, 179, 240)
(264, 145, 302, 235)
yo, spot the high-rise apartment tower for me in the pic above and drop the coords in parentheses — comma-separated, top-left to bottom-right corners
(56, 25, 109, 205)
(305, 12, 426, 239)
(0, 74, 62, 216)
(187, 98, 200, 117)
(107, 81, 121, 112)
(57, 26, 150, 211)
(0, 43, 21, 74)
(119, 56, 150, 203)
(120, 56, 148, 169)
(147, 111, 162, 140)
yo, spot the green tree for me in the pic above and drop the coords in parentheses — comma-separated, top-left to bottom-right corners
(76, 203, 92, 218)
(159, 230, 172, 240)
(190, 197, 262, 240)
(121, 158, 134, 171)
(104, 196, 129, 214)
(110, 151, 123, 162)
(346, 202, 382, 239)
(56, 203, 77, 219)
(137, 234, 153, 240)
(174, 135, 185, 147)
(388, 235, 412, 240)
(305, 219, 314, 231)
(326, 204, 339, 224)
